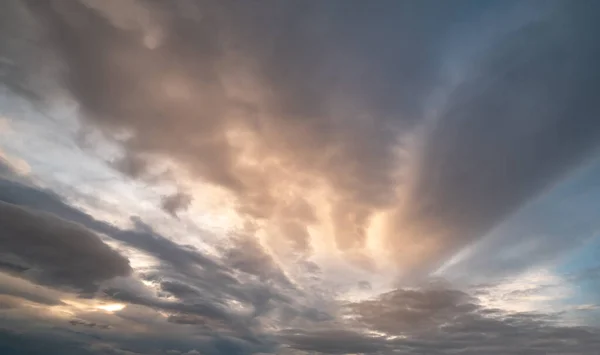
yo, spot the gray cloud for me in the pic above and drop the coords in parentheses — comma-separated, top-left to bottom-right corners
(278, 329, 387, 354)
(436, 156, 600, 282)
(281, 284, 600, 354)
(0, 179, 295, 320)
(383, 2, 600, 274)
(161, 191, 192, 217)
(0, 201, 132, 292)
(0, 323, 270, 355)
(0, 176, 302, 344)
(69, 319, 111, 330)
(0, 176, 240, 292)
(0, 272, 65, 306)
(13, 0, 513, 260)
(0, 0, 49, 103)
(11, 0, 599, 277)
(345, 287, 478, 334)
(0, 158, 13, 178)
(0, 328, 93, 355)
(4, 1, 600, 354)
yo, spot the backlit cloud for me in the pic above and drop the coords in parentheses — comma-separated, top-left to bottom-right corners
(1, 1, 600, 354)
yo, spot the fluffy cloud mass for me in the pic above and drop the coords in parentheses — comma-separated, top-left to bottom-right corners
(1, 0, 600, 354)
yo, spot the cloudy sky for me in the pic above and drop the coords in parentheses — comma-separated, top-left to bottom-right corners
(2, 0, 600, 354)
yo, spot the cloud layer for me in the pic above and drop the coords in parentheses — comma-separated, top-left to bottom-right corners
(11, 0, 600, 277)
(2, 0, 600, 354)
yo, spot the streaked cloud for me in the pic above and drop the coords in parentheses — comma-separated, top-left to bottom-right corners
(1, 0, 600, 354)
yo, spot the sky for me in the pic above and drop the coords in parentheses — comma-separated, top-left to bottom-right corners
(1, 0, 600, 354)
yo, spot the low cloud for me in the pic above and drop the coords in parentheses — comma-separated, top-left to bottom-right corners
(278, 329, 386, 354)
(0, 272, 65, 306)
(1, 175, 600, 354)
(69, 319, 111, 330)
(0, 200, 132, 292)
(0, 176, 303, 349)
(282, 284, 600, 354)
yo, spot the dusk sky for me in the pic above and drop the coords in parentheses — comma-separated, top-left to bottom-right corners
(2, 1, 600, 354)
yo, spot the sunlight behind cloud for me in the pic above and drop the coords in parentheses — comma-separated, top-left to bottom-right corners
(95, 303, 126, 312)
(2, 0, 600, 354)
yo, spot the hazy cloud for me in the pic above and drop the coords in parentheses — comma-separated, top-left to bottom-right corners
(2, 1, 600, 354)
(9, 0, 597, 278)
(12, 0, 521, 265)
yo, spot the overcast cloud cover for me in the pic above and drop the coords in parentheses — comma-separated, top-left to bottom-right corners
(2, 0, 600, 354)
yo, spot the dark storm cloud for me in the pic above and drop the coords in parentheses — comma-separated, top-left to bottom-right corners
(0, 201, 132, 292)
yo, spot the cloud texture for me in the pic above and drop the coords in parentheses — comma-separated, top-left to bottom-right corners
(1, 0, 600, 354)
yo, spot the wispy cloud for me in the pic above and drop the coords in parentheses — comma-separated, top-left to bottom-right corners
(2, 1, 600, 354)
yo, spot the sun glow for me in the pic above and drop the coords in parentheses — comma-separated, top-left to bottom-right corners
(95, 303, 126, 312)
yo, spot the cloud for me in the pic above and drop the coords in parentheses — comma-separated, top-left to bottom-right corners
(10, 0, 599, 280)
(4, 281, 600, 355)
(0, 175, 301, 346)
(0, 200, 132, 292)
(3, 1, 600, 354)
(69, 319, 111, 330)
(0, 0, 50, 103)
(379, 2, 600, 275)
(0, 149, 30, 177)
(280, 283, 600, 354)
(435, 156, 600, 282)
(278, 329, 386, 354)
(13, 0, 511, 265)
(161, 191, 192, 217)
(0, 272, 65, 306)
(1, 172, 600, 354)
(0, 157, 12, 177)
(345, 287, 478, 334)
